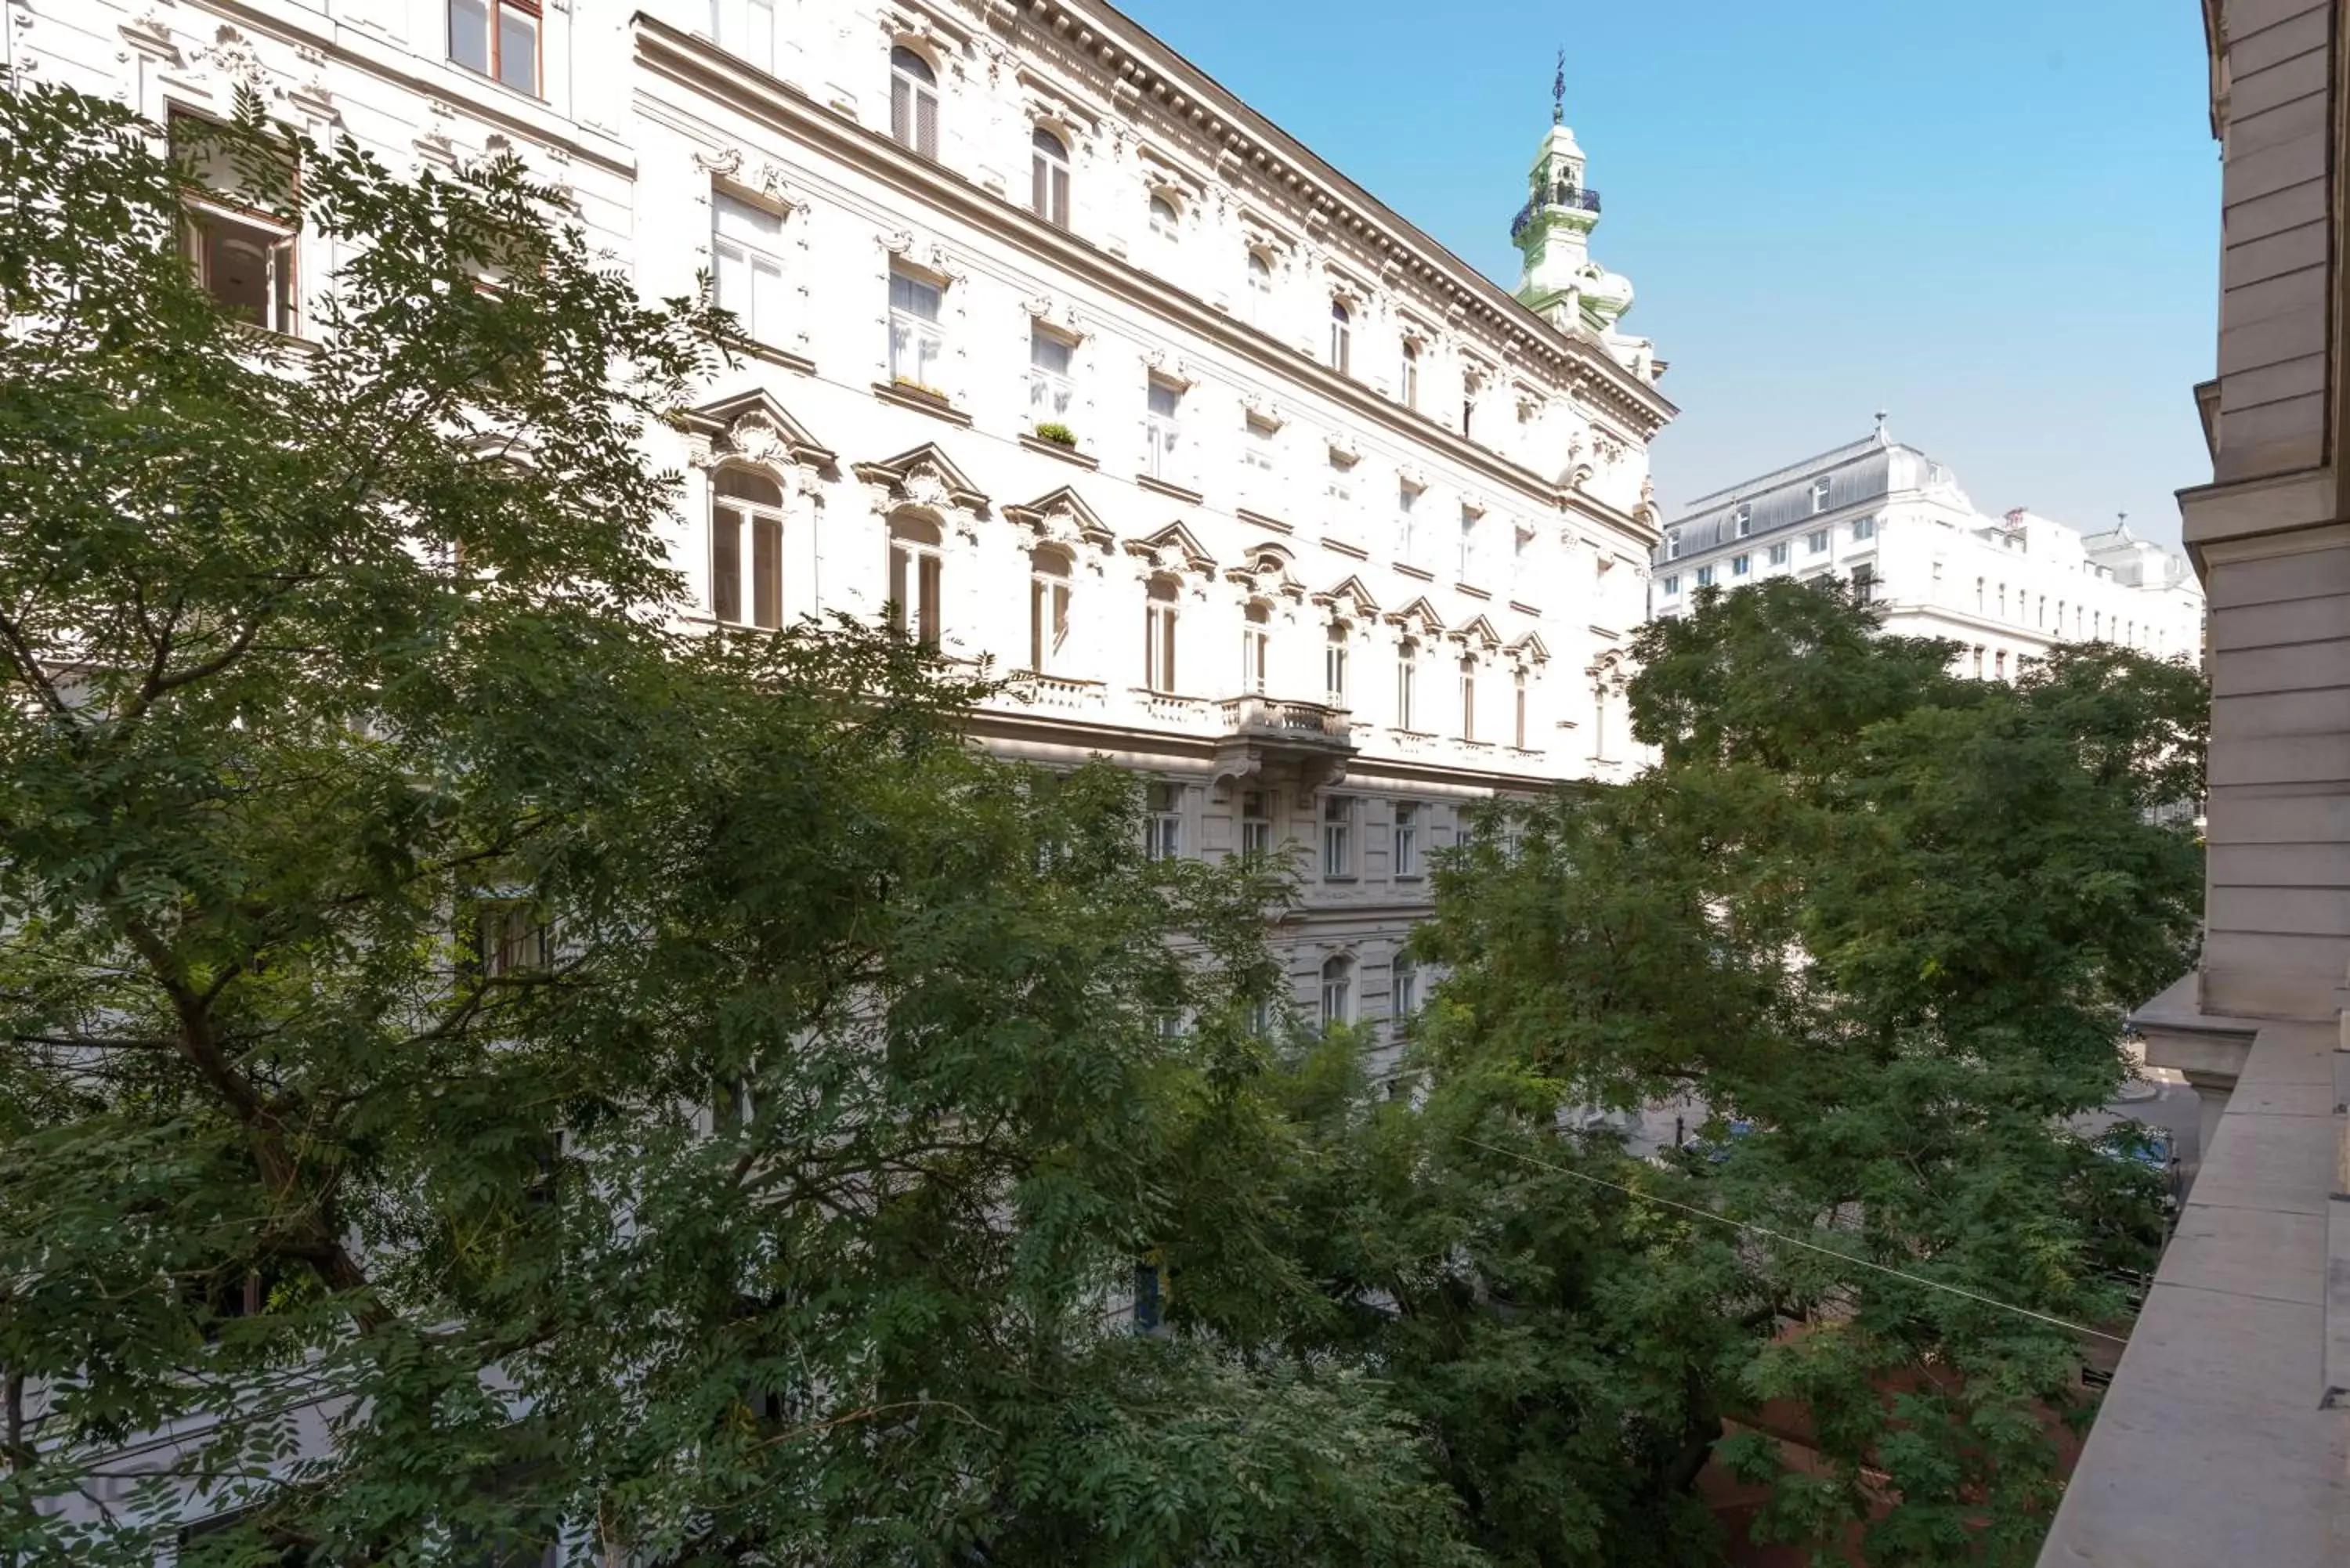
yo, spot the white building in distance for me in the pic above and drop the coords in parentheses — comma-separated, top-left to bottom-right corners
(1651, 419, 2204, 680)
(23, 0, 1672, 1055)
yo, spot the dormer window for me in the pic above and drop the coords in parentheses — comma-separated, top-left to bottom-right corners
(1733, 503, 1752, 538)
(1030, 128, 1070, 228)
(1665, 529, 1682, 562)
(889, 46, 939, 159)
(1809, 477, 1831, 514)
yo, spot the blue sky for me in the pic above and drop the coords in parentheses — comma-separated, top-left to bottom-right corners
(1114, 0, 2220, 547)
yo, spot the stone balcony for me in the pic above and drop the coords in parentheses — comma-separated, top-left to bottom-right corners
(1210, 694, 1356, 792)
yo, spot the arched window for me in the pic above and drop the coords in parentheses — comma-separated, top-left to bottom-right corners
(711, 468, 784, 629)
(1329, 301, 1352, 375)
(1513, 667, 1529, 750)
(1399, 340, 1420, 410)
(1148, 193, 1180, 243)
(1396, 637, 1419, 731)
(1029, 545, 1072, 674)
(1459, 655, 1477, 742)
(1144, 575, 1180, 693)
(889, 46, 939, 158)
(1325, 622, 1350, 706)
(1392, 954, 1420, 1023)
(1030, 127, 1070, 227)
(1320, 954, 1354, 1031)
(1242, 601, 1272, 695)
(1244, 250, 1273, 327)
(887, 514, 942, 645)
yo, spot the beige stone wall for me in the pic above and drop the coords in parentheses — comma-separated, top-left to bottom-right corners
(2213, 0, 2334, 484)
(2189, 0, 2350, 1024)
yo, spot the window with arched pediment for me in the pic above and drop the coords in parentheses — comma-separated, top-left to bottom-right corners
(1325, 621, 1351, 707)
(1144, 574, 1180, 694)
(1242, 600, 1273, 695)
(1320, 953, 1354, 1030)
(1244, 250, 1273, 327)
(1030, 128, 1070, 228)
(888, 513, 943, 646)
(1396, 636, 1420, 731)
(889, 46, 939, 159)
(1029, 545, 1072, 674)
(711, 468, 784, 629)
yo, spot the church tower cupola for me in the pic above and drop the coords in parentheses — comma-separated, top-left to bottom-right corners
(1514, 52, 1635, 340)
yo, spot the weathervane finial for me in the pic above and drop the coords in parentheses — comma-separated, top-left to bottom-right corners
(1553, 49, 1566, 125)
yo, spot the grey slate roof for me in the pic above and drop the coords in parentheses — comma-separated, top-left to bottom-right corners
(1658, 425, 1944, 565)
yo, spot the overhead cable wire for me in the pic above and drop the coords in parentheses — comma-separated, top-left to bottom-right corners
(1458, 1136, 2133, 1346)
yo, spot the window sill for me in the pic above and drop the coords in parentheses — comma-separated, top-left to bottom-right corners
(871, 381, 974, 426)
(1020, 433, 1098, 469)
(1235, 508, 1292, 535)
(725, 336, 816, 377)
(1393, 562, 1434, 582)
(1137, 473, 1204, 504)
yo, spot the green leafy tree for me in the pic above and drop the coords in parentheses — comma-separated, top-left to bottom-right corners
(0, 85, 1474, 1566)
(1230, 580, 2205, 1566)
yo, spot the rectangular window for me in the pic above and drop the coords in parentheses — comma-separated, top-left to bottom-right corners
(1322, 794, 1354, 879)
(1733, 502, 1752, 537)
(712, 193, 787, 344)
(888, 266, 944, 390)
(1144, 594, 1179, 693)
(1242, 416, 1278, 472)
(1852, 515, 1876, 540)
(449, 0, 538, 94)
(1396, 482, 1419, 564)
(1810, 476, 1831, 514)
(1326, 450, 1355, 508)
(1393, 802, 1420, 879)
(172, 111, 300, 335)
(1029, 326, 1074, 426)
(1144, 379, 1183, 481)
(1732, 554, 1751, 577)
(888, 529, 942, 646)
(1806, 529, 1829, 555)
(1396, 646, 1418, 729)
(468, 898, 551, 978)
(1240, 789, 1273, 858)
(1666, 530, 1682, 562)
(1513, 671, 1528, 750)
(1145, 782, 1183, 861)
(1457, 509, 1479, 583)
(712, 0, 776, 70)
(1325, 626, 1349, 706)
(1852, 562, 1877, 604)
(1695, 565, 1716, 587)
(1661, 574, 1680, 595)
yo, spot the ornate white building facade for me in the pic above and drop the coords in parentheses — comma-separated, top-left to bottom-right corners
(1651, 420, 2204, 680)
(18, 0, 1671, 1046)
